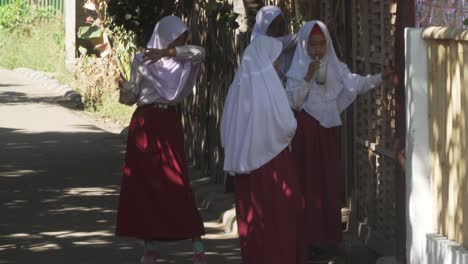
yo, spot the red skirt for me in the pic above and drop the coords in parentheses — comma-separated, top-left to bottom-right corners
(116, 106, 205, 240)
(292, 111, 342, 247)
(235, 148, 306, 264)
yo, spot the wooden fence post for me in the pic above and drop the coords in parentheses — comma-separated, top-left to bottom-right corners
(394, 0, 415, 260)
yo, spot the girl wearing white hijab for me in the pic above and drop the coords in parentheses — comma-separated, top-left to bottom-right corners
(285, 20, 391, 259)
(221, 35, 305, 264)
(251, 5, 297, 81)
(115, 16, 207, 264)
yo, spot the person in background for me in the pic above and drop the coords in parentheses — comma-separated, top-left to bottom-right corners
(251, 4, 297, 81)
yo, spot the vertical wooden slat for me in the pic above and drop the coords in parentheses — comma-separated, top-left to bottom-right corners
(455, 40, 464, 245)
(440, 41, 449, 238)
(447, 40, 456, 242)
(349, 0, 359, 234)
(352, 0, 357, 71)
(435, 41, 444, 236)
(428, 40, 436, 233)
(462, 40, 468, 248)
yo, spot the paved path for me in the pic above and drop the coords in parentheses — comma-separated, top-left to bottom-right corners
(0, 69, 240, 264)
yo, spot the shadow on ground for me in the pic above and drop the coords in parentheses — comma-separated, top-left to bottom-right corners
(0, 83, 81, 110)
(0, 90, 240, 263)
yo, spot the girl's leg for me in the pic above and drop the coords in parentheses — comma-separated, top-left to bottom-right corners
(192, 237, 208, 264)
(192, 237, 205, 254)
(141, 240, 158, 264)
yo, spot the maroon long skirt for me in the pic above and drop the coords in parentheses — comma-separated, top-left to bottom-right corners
(292, 111, 342, 247)
(235, 148, 306, 264)
(115, 106, 205, 240)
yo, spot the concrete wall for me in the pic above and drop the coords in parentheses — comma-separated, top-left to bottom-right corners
(405, 27, 433, 264)
(406, 26, 468, 264)
(423, 27, 468, 249)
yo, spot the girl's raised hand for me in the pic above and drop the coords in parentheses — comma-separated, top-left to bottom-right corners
(143, 48, 169, 64)
(304, 60, 321, 82)
(117, 72, 127, 89)
(382, 65, 393, 80)
(381, 59, 394, 80)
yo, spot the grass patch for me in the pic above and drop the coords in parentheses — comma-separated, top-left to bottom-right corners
(0, 18, 66, 73)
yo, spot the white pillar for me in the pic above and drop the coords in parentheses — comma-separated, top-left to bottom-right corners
(65, 0, 76, 72)
(405, 27, 432, 264)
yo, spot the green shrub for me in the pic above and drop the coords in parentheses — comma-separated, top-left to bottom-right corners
(0, 0, 64, 72)
(0, 0, 55, 35)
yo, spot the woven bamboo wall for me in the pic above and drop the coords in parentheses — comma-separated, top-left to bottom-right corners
(423, 27, 468, 248)
(182, 1, 249, 183)
(351, 0, 398, 256)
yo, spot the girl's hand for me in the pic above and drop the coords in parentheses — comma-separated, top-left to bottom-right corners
(304, 60, 321, 82)
(382, 65, 393, 80)
(143, 48, 175, 64)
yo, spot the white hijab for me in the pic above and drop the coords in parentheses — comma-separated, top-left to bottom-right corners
(220, 36, 297, 175)
(251, 6, 283, 41)
(286, 20, 348, 101)
(144, 16, 194, 101)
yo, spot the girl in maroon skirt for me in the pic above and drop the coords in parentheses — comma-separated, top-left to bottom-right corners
(285, 21, 391, 260)
(115, 16, 207, 264)
(221, 36, 306, 264)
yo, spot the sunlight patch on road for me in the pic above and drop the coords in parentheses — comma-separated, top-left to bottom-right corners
(119, 246, 134, 250)
(55, 231, 114, 238)
(27, 242, 61, 252)
(41, 198, 59, 203)
(3, 200, 27, 207)
(202, 233, 238, 240)
(40, 231, 74, 237)
(72, 239, 112, 245)
(0, 244, 16, 251)
(203, 222, 225, 229)
(0, 233, 41, 239)
(48, 206, 113, 213)
(3, 233, 29, 237)
(63, 187, 118, 197)
(39, 230, 114, 238)
(0, 169, 44, 178)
